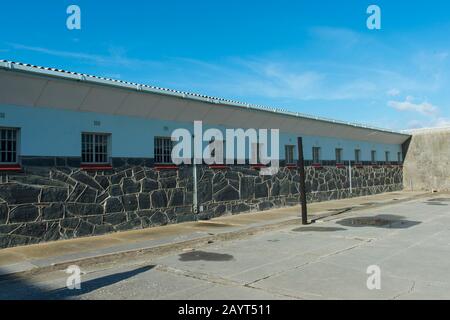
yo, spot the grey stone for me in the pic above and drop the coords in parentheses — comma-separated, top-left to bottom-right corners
(151, 190, 168, 208)
(109, 184, 123, 197)
(9, 205, 39, 223)
(138, 193, 151, 210)
(13, 222, 48, 238)
(240, 176, 255, 199)
(105, 197, 124, 213)
(0, 183, 41, 205)
(122, 178, 140, 194)
(198, 180, 213, 203)
(255, 182, 268, 198)
(151, 211, 169, 226)
(160, 177, 177, 189)
(0, 203, 8, 224)
(76, 221, 94, 236)
(141, 179, 159, 193)
(66, 203, 104, 216)
(121, 194, 138, 211)
(71, 171, 103, 190)
(168, 189, 184, 207)
(40, 187, 68, 203)
(77, 187, 97, 203)
(213, 184, 239, 202)
(104, 212, 127, 225)
(42, 203, 64, 220)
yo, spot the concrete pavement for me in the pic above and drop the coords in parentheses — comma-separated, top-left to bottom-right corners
(0, 191, 449, 299)
(0, 191, 429, 278)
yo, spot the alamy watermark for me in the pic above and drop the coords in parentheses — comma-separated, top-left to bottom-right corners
(66, 5, 81, 30)
(366, 265, 381, 290)
(366, 5, 381, 30)
(171, 121, 280, 175)
(66, 265, 82, 290)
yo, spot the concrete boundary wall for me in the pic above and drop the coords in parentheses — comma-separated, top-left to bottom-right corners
(403, 127, 450, 191)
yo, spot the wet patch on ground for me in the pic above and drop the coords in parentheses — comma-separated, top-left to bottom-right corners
(336, 215, 421, 229)
(327, 207, 354, 213)
(178, 251, 234, 262)
(193, 222, 236, 228)
(292, 226, 347, 232)
(425, 202, 449, 206)
(428, 198, 450, 202)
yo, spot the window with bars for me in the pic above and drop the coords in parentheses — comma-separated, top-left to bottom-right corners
(312, 147, 321, 164)
(0, 128, 18, 164)
(371, 150, 377, 164)
(397, 152, 403, 163)
(335, 148, 343, 164)
(385, 151, 391, 163)
(81, 133, 110, 164)
(354, 149, 361, 164)
(154, 137, 173, 164)
(285, 145, 295, 164)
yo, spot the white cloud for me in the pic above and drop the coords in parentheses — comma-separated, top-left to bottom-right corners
(387, 88, 400, 97)
(388, 96, 438, 116)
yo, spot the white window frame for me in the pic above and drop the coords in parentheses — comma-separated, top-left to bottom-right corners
(81, 132, 111, 164)
(285, 145, 295, 164)
(0, 127, 19, 164)
(154, 136, 174, 164)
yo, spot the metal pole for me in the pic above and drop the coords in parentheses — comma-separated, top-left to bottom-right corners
(297, 137, 308, 225)
(192, 131, 199, 214)
(348, 160, 353, 195)
(192, 163, 198, 214)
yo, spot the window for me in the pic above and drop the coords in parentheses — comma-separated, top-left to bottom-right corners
(371, 150, 377, 164)
(355, 149, 361, 164)
(397, 152, 402, 163)
(335, 148, 343, 164)
(154, 137, 173, 164)
(0, 128, 18, 164)
(82, 133, 110, 164)
(385, 151, 390, 163)
(285, 145, 295, 164)
(312, 147, 321, 164)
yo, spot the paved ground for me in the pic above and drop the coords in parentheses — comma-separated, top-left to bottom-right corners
(1, 193, 449, 300)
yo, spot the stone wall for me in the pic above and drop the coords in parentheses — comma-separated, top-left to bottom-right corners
(0, 161, 403, 248)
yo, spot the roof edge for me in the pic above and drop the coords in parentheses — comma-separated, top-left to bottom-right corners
(0, 59, 410, 137)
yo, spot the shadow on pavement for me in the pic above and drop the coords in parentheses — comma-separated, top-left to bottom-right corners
(0, 265, 155, 300)
(335, 214, 421, 229)
(292, 226, 347, 232)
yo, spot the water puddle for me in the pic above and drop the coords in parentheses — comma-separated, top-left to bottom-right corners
(178, 250, 234, 262)
(336, 214, 421, 229)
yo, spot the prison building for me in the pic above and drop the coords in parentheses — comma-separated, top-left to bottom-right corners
(0, 60, 410, 248)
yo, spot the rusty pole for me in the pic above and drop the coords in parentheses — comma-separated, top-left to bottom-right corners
(297, 137, 308, 225)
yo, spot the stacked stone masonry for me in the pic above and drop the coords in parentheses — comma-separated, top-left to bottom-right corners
(0, 161, 403, 248)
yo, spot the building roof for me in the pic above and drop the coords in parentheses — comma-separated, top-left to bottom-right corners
(0, 60, 411, 144)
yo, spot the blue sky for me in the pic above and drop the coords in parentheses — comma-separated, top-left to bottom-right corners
(1, 0, 450, 131)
